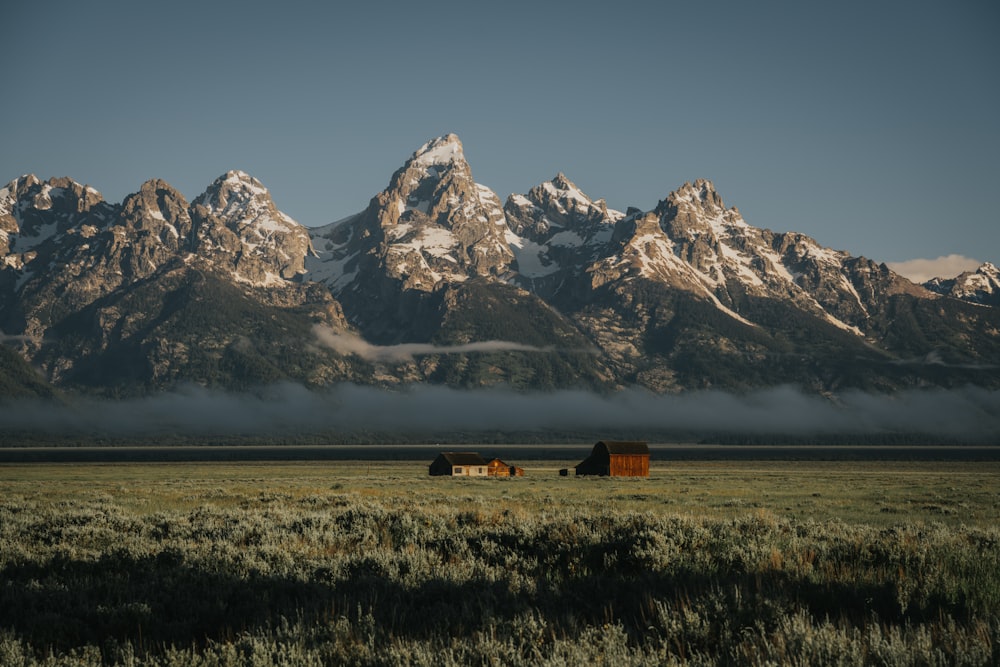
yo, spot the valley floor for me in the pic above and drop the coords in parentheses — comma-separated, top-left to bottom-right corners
(1, 461, 998, 665)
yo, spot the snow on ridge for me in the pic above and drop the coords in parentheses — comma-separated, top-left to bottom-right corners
(254, 215, 296, 234)
(704, 292, 757, 327)
(840, 275, 869, 315)
(756, 245, 798, 285)
(541, 179, 595, 215)
(508, 193, 536, 210)
(231, 268, 287, 288)
(475, 183, 507, 224)
(222, 170, 268, 195)
(505, 228, 559, 279)
(304, 244, 358, 290)
(409, 227, 459, 258)
(548, 230, 584, 247)
(821, 310, 864, 336)
(11, 219, 60, 253)
(387, 223, 414, 242)
(0, 185, 14, 216)
(412, 135, 465, 167)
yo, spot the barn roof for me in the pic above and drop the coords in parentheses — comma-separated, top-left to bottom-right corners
(438, 452, 487, 466)
(596, 440, 649, 455)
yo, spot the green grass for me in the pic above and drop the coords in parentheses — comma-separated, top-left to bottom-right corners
(1, 460, 998, 665)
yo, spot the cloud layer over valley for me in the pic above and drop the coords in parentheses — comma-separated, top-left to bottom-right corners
(312, 326, 556, 362)
(1, 384, 998, 442)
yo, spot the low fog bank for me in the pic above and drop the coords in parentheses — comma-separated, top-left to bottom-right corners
(1, 384, 999, 443)
(312, 327, 558, 362)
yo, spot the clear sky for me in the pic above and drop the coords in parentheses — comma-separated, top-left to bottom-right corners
(4, 1, 997, 278)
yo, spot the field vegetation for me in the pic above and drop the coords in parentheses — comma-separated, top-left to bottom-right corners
(1, 459, 998, 665)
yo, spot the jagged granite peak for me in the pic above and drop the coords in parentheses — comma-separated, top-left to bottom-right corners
(507, 173, 623, 238)
(639, 181, 872, 333)
(590, 210, 709, 290)
(191, 171, 313, 286)
(502, 174, 623, 298)
(308, 134, 513, 296)
(1, 172, 352, 394)
(120, 179, 194, 253)
(924, 262, 1000, 306)
(0, 176, 118, 299)
(381, 133, 512, 284)
(0, 175, 113, 256)
(3, 134, 999, 399)
(410, 133, 465, 167)
(195, 171, 289, 224)
(569, 179, 933, 338)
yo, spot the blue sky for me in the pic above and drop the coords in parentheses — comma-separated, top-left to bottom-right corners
(4, 1, 997, 279)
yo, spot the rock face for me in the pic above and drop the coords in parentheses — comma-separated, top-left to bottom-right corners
(924, 262, 1000, 306)
(503, 173, 622, 300)
(306, 134, 517, 343)
(191, 171, 313, 286)
(309, 134, 512, 297)
(0, 174, 351, 394)
(2, 133, 998, 397)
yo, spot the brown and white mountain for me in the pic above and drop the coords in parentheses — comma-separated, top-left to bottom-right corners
(2, 134, 998, 398)
(502, 172, 624, 299)
(190, 170, 314, 286)
(924, 262, 1000, 306)
(0, 174, 353, 394)
(307, 134, 512, 295)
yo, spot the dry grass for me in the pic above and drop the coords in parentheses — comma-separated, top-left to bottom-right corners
(1, 459, 998, 665)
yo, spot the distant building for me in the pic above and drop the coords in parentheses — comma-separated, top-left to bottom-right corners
(570, 441, 650, 477)
(428, 452, 489, 477)
(487, 458, 524, 477)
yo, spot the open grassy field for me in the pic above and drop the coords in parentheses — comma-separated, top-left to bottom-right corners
(2, 459, 999, 665)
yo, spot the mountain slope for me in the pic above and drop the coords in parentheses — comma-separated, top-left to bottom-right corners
(924, 262, 1000, 306)
(0, 174, 363, 394)
(2, 134, 998, 396)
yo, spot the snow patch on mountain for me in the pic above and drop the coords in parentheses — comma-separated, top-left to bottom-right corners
(412, 134, 464, 165)
(924, 261, 1000, 306)
(505, 228, 559, 279)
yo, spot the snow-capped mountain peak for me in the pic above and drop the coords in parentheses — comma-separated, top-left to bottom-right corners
(411, 133, 465, 168)
(0, 175, 112, 260)
(307, 134, 512, 296)
(502, 173, 624, 294)
(924, 261, 1000, 306)
(194, 171, 296, 230)
(189, 171, 312, 286)
(3, 134, 999, 398)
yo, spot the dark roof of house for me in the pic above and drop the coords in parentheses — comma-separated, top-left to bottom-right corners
(438, 452, 488, 466)
(596, 441, 649, 455)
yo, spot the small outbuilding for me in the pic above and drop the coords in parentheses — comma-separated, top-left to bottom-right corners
(487, 458, 524, 477)
(428, 452, 489, 477)
(571, 440, 650, 477)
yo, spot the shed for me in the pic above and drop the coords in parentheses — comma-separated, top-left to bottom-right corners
(573, 441, 649, 477)
(428, 452, 489, 477)
(487, 458, 524, 477)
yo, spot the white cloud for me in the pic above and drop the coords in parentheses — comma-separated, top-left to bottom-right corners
(312, 325, 553, 362)
(887, 254, 983, 284)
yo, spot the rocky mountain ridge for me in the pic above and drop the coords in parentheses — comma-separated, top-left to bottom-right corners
(923, 262, 1000, 306)
(2, 135, 998, 397)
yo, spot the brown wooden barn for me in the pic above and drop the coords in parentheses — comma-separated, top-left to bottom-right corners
(487, 458, 524, 477)
(428, 452, 489, 477)
(571, 441, 650, 477)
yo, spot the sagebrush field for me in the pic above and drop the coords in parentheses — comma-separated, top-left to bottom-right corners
(1, 459, 998, 665)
